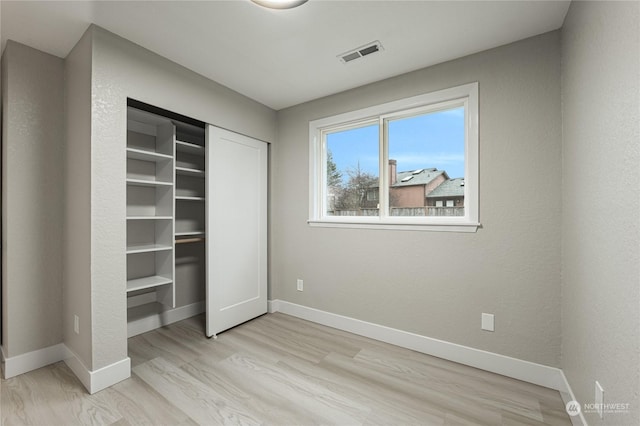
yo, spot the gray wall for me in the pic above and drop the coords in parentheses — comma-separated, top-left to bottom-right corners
(1, 41, 64, 357)
(1, 24, 276, 372)
(64, 30, 93, 367)
(273, 31, 563, 367)
(86, 25, 276, 370)
(561, 2, 640, 424)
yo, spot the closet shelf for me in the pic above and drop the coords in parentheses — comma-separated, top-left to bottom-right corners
(175, 196, 205, 201)
(126, 147, 173, 162)
(127, 215, 173, 220)
(126, 243, 173, 254)
(175, 237, 205, 244)
(176, 140, 205, 155)
(175, 231, 205, 237)
(127, 178, 173, 187)
(176, 167, 205, 178)
(127, 275, 173, 293)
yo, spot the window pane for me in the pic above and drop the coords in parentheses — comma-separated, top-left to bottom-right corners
(325, 123, 380, 216)
(387, 107, 465, 217)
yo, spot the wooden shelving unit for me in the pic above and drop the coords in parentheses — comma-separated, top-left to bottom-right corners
(126, 107, 176, 309)
(175, 124, 205, 246)
(126, 104, 206, 338)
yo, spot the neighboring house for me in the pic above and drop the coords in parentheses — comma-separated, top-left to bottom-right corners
(363, 160, 455, 207)
(390, 167, 449, 208)
(426, 177, 465, 208)
(360, 160, 464, 217)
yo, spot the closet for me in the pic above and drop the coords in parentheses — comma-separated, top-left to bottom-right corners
(126, 103, 206, 336)
(125, 101, 267, 338)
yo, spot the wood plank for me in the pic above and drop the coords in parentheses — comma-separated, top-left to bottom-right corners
(101, 374, 191, 425)
(184, 352, 371, 425)
(1, 362, 122, 426)
(133, 357, 262, 425)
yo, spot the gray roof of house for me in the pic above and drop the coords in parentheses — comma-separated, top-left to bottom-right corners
(391, 168, 446, 187)
(426, 178, 465, 198)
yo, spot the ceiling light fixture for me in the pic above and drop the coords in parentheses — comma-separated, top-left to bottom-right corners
(251, 0, 308, 9)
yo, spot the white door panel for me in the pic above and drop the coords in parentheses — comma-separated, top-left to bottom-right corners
(206, 126, 267, 337)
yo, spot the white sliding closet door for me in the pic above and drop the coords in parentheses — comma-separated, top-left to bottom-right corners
(206, 126, 268, 337)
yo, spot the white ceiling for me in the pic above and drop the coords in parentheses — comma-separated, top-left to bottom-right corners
(0, 0, 570, 110)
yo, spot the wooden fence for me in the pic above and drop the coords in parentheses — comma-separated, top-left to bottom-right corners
(330, 207, 464, 217)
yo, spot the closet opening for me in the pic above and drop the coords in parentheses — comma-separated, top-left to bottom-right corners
(126, 98, 207, 339)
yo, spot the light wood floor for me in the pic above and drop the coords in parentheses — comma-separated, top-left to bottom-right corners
(2, 313, 571, 425)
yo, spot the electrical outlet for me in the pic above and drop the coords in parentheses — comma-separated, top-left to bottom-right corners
(74, 315, 80, 334)
(297, 279, 303, 291)
(481, 313, 495, 331)
(595, 381, 604, 418)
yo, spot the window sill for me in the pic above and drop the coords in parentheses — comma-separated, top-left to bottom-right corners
(308, 219, 480, 233)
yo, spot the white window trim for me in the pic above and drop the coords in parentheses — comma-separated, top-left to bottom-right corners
(309, 82, 479, 232)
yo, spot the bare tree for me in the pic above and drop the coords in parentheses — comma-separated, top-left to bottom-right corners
(326, 149, 342, 188)
(335, 162, 377, 210)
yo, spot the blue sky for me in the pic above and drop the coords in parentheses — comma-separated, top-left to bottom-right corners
(327, 107, 465, 183)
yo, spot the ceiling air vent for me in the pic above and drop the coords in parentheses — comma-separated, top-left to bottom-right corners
(338, 41, 384, 64)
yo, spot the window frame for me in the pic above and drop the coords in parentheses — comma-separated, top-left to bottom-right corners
(309, 82, 479, 232)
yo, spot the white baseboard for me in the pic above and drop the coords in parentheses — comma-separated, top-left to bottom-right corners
(127, 301, 205, 338)
(2, 343, 70, 379)
(2, 343, 130, 395)
(269, 299, 568, 392)
(2, 302, 203, 392)
(267, 299, 280, 313)
(64, 347, 130, 394)
(559, 371, 588, 426)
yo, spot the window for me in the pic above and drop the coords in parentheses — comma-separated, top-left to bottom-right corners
(309, 82, 478, 232)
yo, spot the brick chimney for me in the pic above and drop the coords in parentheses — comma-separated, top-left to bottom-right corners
(389, 159, 397, 185)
